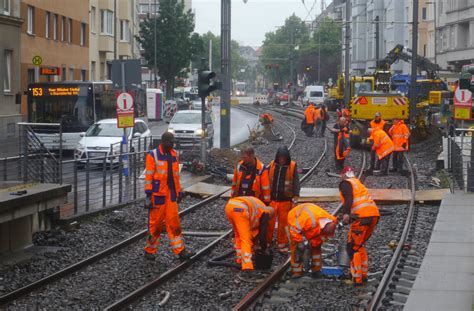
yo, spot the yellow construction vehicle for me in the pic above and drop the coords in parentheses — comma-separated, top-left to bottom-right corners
(326, 74, 374, 110)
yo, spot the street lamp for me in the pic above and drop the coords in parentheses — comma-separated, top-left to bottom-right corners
(426, 1, 437, 64)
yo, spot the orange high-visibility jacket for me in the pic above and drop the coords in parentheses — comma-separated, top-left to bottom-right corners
(304, 105, 315, 124)
(336, 128, 351, 160)
(260, 113, 274, 123)
(342, 108, 351, 118)
(144, 145, 181, 197)
(288, 203, 336, 243)
(389, 120, 410, 151)
(370, 119, 386, 131)
(231, 158, 271, 203)
(228, 196, 275, 237)
(313, 108, 322, 121)
(268, 160, 296, 198)
(339, 178, 380, 218)
(370, 128, 394, 160)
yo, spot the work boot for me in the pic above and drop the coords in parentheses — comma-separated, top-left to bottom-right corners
(144, 252, 155, 261)
(178, 249, 195, 262)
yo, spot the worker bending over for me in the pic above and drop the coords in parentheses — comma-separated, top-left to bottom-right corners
(268, 146, 300, 253)
(303, 103, 316, 137)
(287, 203, 337, 278)
(144, 132, 194, 261)
(231, 145, 271, 204)
(330, 116, 351, 173)
(388, 117, 410, 173)
(370, 112, 386, 131)
(339, 167, 380, 285)
(259, 113, 274, 125)
(367, 127, 394, 176)
(225, 196, 275, 272)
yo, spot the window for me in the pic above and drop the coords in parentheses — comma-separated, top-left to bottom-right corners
(68, 18, 72, 43)
(45, 12, 50, 38)
(61, 16, 65, 41)
(81, 70, 86, 81)
(100, 10, 114, 35)
(4, 50, 12, 92)
(27, 68, 35, 84)
(120, 20, 130, 42)
(53, 14, 58, 40)
(139, 4, 149, 14)
(422, 7, 427, 20)
(69, 68, 74, 80)
(3, 0, 10, 15)
(151, 4, 159, 14)
(91, 6, 96, 33)
(27, 6, 34, 34)
(91, 61, 96, 81)
(80, 22, 86, 45)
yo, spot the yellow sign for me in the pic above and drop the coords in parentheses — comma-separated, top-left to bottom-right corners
(454, 106, 471, 120)
(221, 109, 227, 116)
(32, 55, 42, 66)
(30, 86, 80, 96)
(117, 113, 134, 128)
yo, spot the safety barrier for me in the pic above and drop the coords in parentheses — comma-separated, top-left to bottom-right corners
(164, 100, 178, 118)
(446, 128, 474, 192)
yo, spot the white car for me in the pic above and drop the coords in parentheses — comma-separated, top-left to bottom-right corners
(167, 110, 214, 149)
(75, 118, 152, 164)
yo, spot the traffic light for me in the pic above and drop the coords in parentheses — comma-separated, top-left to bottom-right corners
(273, 82, 279, 91)
(459, 72, 472, 90)
(198, 70, 219, 98)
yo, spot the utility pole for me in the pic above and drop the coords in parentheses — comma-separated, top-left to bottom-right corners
(410, 0, 419, 124)
(153, 0, 158, 88)
(375, 15, 380, 67)
(220, 0, 231, 149)
(289, 28, 294, 105)
(114, 0, 117, 60)
(343, 0, 351, 105)
(209, 39, 213, 72)
(318, 29, 321, 83)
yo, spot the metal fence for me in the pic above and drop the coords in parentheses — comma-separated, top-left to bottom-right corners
(446, 128, 474, 192)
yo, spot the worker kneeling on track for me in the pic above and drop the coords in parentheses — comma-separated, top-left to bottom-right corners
(339, 167, 380, 286)
(388, 117, 410, 174)
(225, 196, 275, 273)
(144, 132, 194, 261)
(288, 203, 337, 278)
(268, 146, 300, 254)
(366, 127, 395, 176)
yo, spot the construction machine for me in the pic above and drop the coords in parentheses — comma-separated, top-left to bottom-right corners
(326, 74, 375, 110)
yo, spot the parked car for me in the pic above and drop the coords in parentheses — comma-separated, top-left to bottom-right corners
(167, 110, 214, 149)
(74, 118, 152, 164)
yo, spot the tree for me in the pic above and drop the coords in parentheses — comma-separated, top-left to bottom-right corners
(137, 0, 197, 96)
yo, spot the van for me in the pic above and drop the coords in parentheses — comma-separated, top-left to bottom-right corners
(303, 85, 325, 106)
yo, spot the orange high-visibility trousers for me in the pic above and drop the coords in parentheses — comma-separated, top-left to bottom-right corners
(268, 200, 292, 252)
(290, 236, 327, 276)
(225, 204, 254, 270)
(348, 216, 379, 284)
(144, 195, 185, 255)
(290, 241, 303, 277)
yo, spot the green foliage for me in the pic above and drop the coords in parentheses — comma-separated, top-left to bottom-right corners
(136, 0, 197, 95)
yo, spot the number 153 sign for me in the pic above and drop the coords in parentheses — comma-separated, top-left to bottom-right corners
(116, 92, 135, 128)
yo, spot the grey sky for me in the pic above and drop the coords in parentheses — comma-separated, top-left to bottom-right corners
(192, 0, 322, 47)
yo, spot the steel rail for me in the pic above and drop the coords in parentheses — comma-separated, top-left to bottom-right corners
(0, 188, 230, 306)
(104, 230, 233, 311)
(233, 149, 367, 311)
(367, 153, 416, 310)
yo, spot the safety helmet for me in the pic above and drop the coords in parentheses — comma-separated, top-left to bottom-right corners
(341, 166, 356, 179)
(374, 112, 381, 117)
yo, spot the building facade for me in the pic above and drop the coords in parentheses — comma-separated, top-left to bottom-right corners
(89, 0, 141, 82)
(0, 0, 22, 141)
(20, 0, 89, 92)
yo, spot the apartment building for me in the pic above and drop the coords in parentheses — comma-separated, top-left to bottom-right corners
(436, 0, 474, 71)
(0, 0, 22, 140)
(407, 0, 436, 64)
(89, 0, 140, 82)
(20, 0, 89, 91)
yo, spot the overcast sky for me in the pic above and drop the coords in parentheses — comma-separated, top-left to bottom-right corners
(192, 0, 322, 47)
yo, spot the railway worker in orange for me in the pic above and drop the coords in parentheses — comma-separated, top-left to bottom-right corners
(287, 203, 337, 278)
(339, 166, 380, 285)
(313, 104, 323, 137)
(330, 116, 351, 173)
(259, 113, 274, 125)
(225, 196, 275, 271)
(370, 112, 386, 131)
(367, 127, 395, 176)
(267, 146, 301, 254)
(303, 103, 316, 136)
(144, 132, 194, 261)
(388, 117, 410, 173)
(231, 145, 271, 204)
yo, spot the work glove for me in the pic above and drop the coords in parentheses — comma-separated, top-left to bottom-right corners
(177, 192, 183, 204)
(145, 194, 152, 209)
(295, 242, 306, 263)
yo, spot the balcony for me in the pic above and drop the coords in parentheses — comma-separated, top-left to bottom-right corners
(99, 35, 114, 53)
(118, 42, 132, 58)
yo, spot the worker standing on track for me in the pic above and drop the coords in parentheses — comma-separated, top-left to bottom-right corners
(388, 117, 410, 173)
(370, 112, 386, 131)
(366, 127, 395, 176)
(268, 146, 300, 254)
(339, 167, 380, 286)
(330, 117, 351, 173)
(320, 104, 329, 137)
(231, 145, 271, 205)
(225, 196, 275, 273)
(313, 104, 323, 137)
(144, 132, 194, 261)
(303, 103, 316, 137)
(287, 203, 337, 278)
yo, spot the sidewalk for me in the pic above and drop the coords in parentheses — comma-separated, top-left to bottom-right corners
(404, 192, 474, 311)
